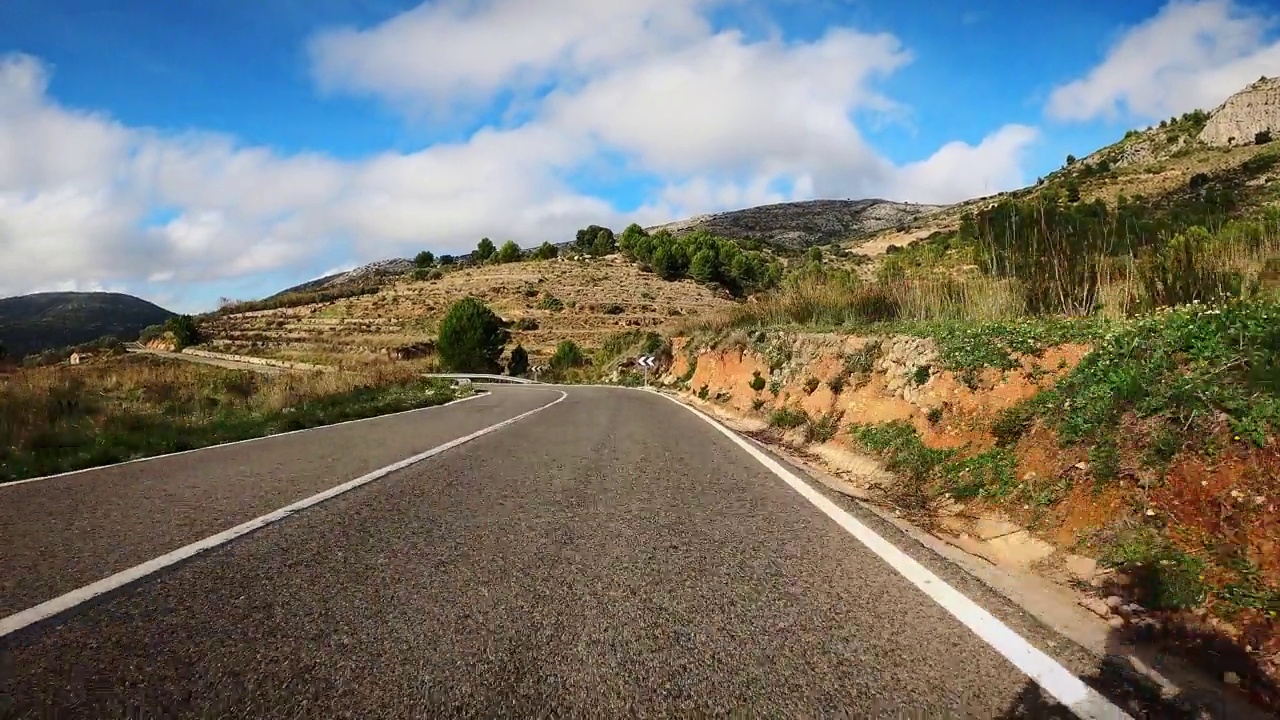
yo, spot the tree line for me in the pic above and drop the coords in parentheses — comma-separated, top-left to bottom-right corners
(411, 222, 782, 297)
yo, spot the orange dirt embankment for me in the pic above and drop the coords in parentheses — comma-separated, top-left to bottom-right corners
(670, 332, 1088, 464)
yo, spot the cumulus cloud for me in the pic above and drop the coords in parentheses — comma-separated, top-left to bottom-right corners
(308, 0, 719, 113)
(0, 0, 1043, 303)
(1047, 0, 1280, 122)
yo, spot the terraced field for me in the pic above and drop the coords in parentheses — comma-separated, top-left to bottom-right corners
(203, 256, 735, 367)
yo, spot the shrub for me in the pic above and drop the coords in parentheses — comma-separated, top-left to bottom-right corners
(749, 371, 767, 393)
(414, 250, 435, 268)
(513, 317, 539, 331)
(826, 375, 846, 394)
(803, 376, 820, 394)
(805, 411, 843, 443)
(165, 315, 202, 350)
(601, 303, 624, 315)
(926, 406, 944, 424)
(768, 407, 809, 429)
(697, 384, 710, 400)
(532, 242, 559, 260)
(1255, 129, 1273, 145)
(911, 364, 932, 386)
(751, 397, 766, 411)
(474, 237, 496, 262)
(506, 344, 530, 376)
(550, 339, 586, 371)
(991, 403, 1036, 446)
(537, 295, 564, 311)
(496, 240, 522, 264)
(436, 297, 509, 372)
(1136, 226, 1247, 308)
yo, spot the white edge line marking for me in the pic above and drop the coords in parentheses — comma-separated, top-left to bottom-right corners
(0, 389, 496, 489)
(0, 390, 568, 638)
(657, 393, 1132, 720)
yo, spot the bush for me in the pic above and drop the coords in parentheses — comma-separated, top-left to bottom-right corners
(575, 225, 615, 256)
(550, 340, 586, 371)
(768, 407, 809, 429)
(1136, 226, 1247, 308)
(617, 228, 781, 296)
(165, 315, 202, 350)
(749, 371, 767, 393)
(532, 242, 559, 260)
(506, 344, 530, 377)
(414, 250, 435, 268)
(1256, 129, 1273, 145)
(805, 411, 843, 443)
(474, 237, 496, 263)
(436, 297, 509, 372)
(496, 240, 522, 263)
(601, 303, 624, 315)
(803, 376, 820, 394)
(537, 295, 564, 312)
(513, 317, 539, 331)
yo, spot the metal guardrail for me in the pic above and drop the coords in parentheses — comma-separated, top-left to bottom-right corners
(422, 373, 539, 385)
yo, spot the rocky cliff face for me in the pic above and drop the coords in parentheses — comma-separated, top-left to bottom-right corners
(1198, 76, 1280, 147)
(646, 199, 949, 249)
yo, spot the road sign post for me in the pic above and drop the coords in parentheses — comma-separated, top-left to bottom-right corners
(636, 355, 656, 387)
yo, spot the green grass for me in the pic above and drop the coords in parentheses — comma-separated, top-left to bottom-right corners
(847, 420, 1021, 505)
(1003, 301, 1280, 451)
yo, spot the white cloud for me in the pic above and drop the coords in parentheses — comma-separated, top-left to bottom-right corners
(308, 0, 719, 114)
(543, 28, 910, 179)
(887, 124, 1040, 203)
(0, 0, 1043, 302)
(1046, 0, 1280, 122)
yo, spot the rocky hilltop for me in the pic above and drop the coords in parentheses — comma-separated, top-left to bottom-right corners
(1199, 75, 1280, 147)
(273, 258, 417, 296)
(645, 199, 949, 249)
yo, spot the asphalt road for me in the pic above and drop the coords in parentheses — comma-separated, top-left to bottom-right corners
(0, 385, 1210, 718)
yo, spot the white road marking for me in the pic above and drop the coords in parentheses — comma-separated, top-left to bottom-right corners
(0, 390, 568, 638)
(659, 393, 1132, 720)
(0, 389, 491, 489)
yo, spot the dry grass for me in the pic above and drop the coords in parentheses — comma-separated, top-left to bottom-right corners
(203, 257, 734, 366)
(0, 355, 458, 483)
(688, 274, 1026, 333)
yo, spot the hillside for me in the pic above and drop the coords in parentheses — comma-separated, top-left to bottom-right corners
(203, 256, 735, 367)
(661, 76, 1280, 708)
(845, 77, 1280, 267)
(646, 198, 948, 249)
(0, 292, 176, 358)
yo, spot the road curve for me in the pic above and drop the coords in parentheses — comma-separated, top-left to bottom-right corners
(0, 386, 1193, 717)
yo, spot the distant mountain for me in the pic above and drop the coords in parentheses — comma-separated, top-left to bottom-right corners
(0, 292, 176, 358)
(270, 199, 948, 299)
(271, 259, 419, 297)
(645, 198, 950, 249)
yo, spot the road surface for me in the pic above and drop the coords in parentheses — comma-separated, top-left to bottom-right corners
(0, 386, 1220, 718)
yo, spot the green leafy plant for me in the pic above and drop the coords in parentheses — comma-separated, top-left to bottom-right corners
(768, 406, 809, 429)
(803, 376, 820, 394)
(749, 370, 767, 393)
(436, 297, 509, 372)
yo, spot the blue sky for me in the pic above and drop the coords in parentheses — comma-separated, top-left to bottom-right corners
(1, 0, 1277, 312)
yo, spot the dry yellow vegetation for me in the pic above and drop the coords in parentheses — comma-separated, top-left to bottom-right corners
(203, 255, 736, 367)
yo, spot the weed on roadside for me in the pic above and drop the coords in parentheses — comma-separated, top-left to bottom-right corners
(768, 407, 809, 430)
